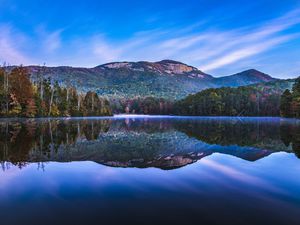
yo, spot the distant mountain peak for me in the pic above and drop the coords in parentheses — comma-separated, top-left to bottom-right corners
(215, 68, 276, 87)
(244, 68, 260, 73)
(233, 69, 274, 81)
(156, 59, 188, 65)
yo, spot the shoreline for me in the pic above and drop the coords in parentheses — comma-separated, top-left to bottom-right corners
(0, 115, 299, 121)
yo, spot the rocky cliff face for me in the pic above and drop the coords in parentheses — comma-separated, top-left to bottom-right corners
(100, 60, 209, 77)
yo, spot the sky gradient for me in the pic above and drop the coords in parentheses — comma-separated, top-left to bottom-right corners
(0, 0, 300, 78)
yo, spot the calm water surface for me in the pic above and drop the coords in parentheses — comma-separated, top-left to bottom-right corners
(0, 116, 300, 225)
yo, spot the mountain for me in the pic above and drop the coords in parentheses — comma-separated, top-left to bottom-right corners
(215, 69, 276, 87)
(26, 60, 277, 99)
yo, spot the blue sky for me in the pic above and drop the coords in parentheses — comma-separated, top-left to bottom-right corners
(0, 0, 300, 78)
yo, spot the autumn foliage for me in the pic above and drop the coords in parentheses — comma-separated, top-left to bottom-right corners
(0, 66, 112, 117)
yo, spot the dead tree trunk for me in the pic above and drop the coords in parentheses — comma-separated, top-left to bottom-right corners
(3, 63, 9, 115)
(49, 87, 54, 116)
(77, 94, 81, 111)
(92, 93, 94, 112)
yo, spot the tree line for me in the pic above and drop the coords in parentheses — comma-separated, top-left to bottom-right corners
(0, 65, 112, 117)
(173, 85, 280, 116)
(1, 64, 299, 118)
(280, 78, 300, 118)
(110, 97, 174, 115)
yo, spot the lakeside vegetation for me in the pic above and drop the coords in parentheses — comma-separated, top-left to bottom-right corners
(0, 65, 299, 118)
(280, 78, 300, 118)
(0, 66, 112, 117)
(108, 79, 296, 116)
(173, 78, 298, 117)
(173, 86, 280, 116)
(110, 97, 174, 115)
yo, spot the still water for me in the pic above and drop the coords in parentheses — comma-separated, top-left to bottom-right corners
(0, 116, 300, 225)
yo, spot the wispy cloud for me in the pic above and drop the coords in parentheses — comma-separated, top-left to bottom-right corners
(200, 34, 297, 71)
(92, 35, 124, 62)
(1, 8, 300, 77)
(198, 9, 300, 72)
(34, 26, 64, 54)
(0, 25, 32, 65)
(43, 30, 63, 53)
(76, 8, 300, 72)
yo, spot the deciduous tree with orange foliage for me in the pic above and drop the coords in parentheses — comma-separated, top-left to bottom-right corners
(0, 65, 112, 117)
(9, 67, 35, 116)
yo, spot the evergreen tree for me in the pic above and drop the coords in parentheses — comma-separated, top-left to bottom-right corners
(291, 78, 300, 117)
(280, 89, 293, 117)
(83, 91, 99, 116)
(0, 68, 5, 115)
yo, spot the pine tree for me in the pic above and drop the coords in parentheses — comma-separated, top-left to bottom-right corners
(280, 89, 293, 117)
(83, 91, 100, 116)
(0, 68, 5, 115)
(291, 78, 300, 117)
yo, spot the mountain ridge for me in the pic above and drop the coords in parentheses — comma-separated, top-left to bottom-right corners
(215, 69, 277, 86)
(23, 60, 277, 99)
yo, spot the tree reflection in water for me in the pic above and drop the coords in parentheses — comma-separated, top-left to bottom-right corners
(0, 117, 299, 170)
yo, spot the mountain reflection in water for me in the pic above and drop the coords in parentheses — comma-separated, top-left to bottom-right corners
(0, 117, 299, 170)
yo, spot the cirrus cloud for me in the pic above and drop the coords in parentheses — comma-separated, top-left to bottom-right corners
(0, 8, 300, 78)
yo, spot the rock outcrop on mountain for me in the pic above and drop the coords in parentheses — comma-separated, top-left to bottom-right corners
(25, 60, 277, 99)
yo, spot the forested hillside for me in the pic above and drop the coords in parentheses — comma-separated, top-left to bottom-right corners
(280, 78, 300, 118)
(174, 79, 295, 116)
(0, 66, 112, 117)
(0, 63, 297, 118)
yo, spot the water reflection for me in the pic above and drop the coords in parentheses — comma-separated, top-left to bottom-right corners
(0, 117, 299, 170)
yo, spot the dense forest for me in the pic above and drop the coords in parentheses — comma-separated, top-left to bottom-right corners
(1, 65, 299, 118)
(174, 85, 280, 116)
(0, 66, 112, 117)
(115, 78, 296, 117)
(110, 97, 174, 115)
(280, 78, 300, 118)
(173, 78, 297, 117)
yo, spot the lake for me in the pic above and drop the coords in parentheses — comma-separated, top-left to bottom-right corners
(0, 116, 300, 225)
